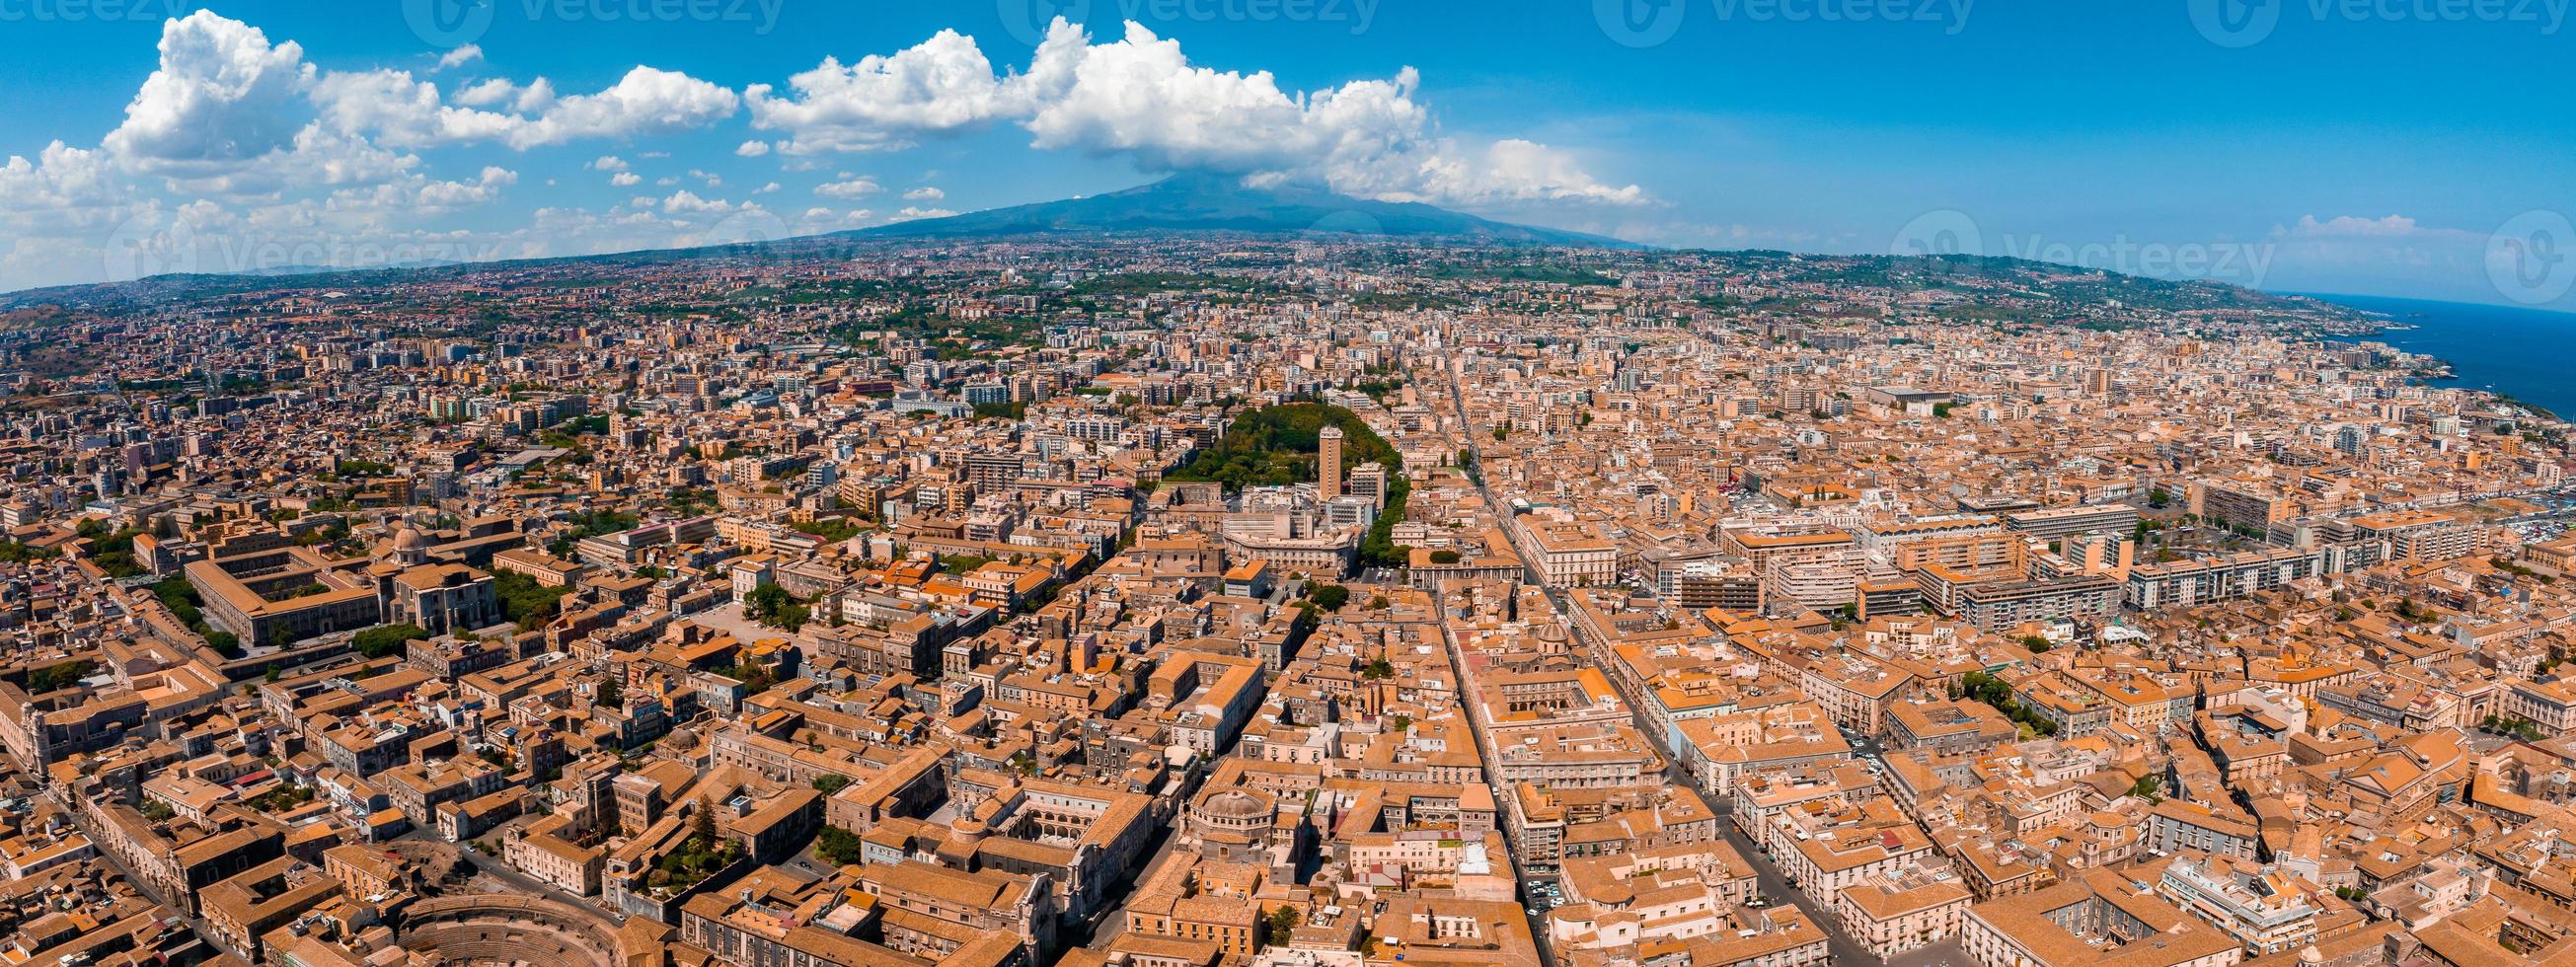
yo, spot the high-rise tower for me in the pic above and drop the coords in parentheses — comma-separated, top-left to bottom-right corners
(1318, 425, 1344, 498)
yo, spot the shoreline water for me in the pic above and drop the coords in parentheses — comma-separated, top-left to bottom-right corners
(2298, 293, 2576, 423)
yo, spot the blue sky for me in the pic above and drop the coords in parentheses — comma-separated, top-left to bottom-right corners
(0, 0, 2568, 309)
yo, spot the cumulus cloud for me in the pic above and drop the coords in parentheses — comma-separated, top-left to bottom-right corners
(1, 10, 1644, 293)
(0, 142, 120, 215)
(310, 68, 521, 149)
(314, 65, 737, 150)
(745, 29, 1022, 154)
(452, 77, 557, 113)
(659, 190, 731, 215)
(747, 19, 1637, 208)
(2281, 214, 2424, 238)
(499, 67, 737, 149)
(816, 177, 881, 199)
(103, 12, 315, 172)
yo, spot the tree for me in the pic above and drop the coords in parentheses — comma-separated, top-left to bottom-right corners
(494, 569, 572, 625)
(1308, 584, 1351, 612)
(597, 675, 625, 710)
(813, 774, 852, 795)
(691, 797, 719, 850)
(1265, 906, 1301, 947)
(1363, 658, 1396, 680)
(815, 826, 865, 866)
(745, 582, 810, 632)
(352, 623, 429, 659)
(26, 660, 94, 693)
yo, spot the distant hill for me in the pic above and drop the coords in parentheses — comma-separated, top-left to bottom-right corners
(844, 173, 1643, 249)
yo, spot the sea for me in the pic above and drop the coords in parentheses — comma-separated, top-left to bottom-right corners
(2305, 293, 2576, 420)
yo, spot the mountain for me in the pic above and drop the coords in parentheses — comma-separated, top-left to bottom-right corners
(844, 173, 1643, 248)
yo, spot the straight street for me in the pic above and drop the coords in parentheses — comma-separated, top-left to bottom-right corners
(1437, 366, 1886, 966)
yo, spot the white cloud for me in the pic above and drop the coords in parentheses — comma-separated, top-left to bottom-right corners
(103, 12, 316, 172)
(744, 18, 1638, 208)
(2281, 214, 2424, 238)
(1023, 22, 1639, 206)
(314, 65, 735, 151)
(453, 77, 557, 113)
(661, 190, 734, 214)
(310, 68, 520, 149)
(0, 142, 121, 215)
(0, 10, 1644, 294)
(500, 67, 737, 149)
(816, 177, 881, 199)
(745, 29, 1021, 154)
(331, 165, 517, 212)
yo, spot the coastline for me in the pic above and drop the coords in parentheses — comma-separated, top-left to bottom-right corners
(2300, 293, 2572, 424)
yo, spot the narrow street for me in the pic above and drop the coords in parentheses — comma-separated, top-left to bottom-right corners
(1437, 366, 1888, 966)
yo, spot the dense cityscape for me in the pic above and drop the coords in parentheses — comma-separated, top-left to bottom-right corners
(0, 236, 2572, 967)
